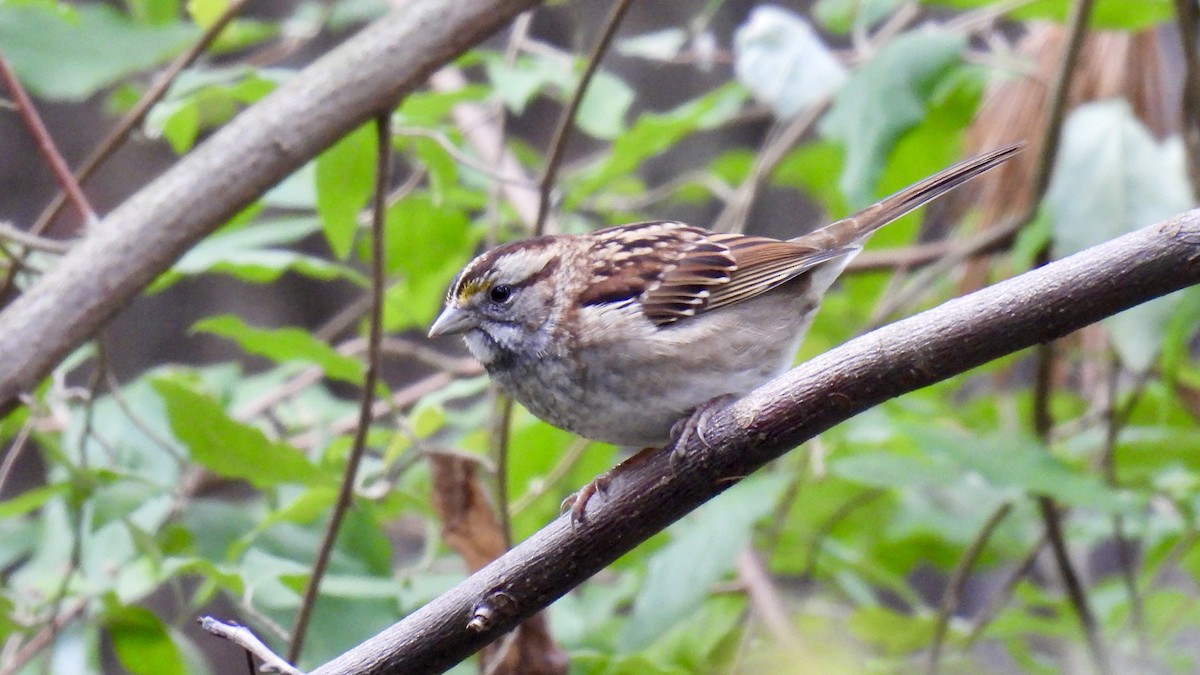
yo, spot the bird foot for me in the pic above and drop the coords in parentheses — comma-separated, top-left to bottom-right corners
(562, 445, 660, 524)
(668, 394, 736, 470)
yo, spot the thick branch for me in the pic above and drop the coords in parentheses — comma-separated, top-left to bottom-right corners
(0, 0, 542, 417)
(308, 211, 1200, 674)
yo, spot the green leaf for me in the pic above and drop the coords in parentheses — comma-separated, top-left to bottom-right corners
(0, 3, 198, 101)
(831, 451, 961, 489)
(924, 0, 1172, 30)
(912, 426, 1131, 513)
(185, 0, 227, 27)
(152, 378, 326, 488)
(145, 68, 279, 153)
(0, 483, 70, 520)
(617, 28, 688, 61)
(157, 216, 362, 290)
(734, 5, 846, 118)
(404, 135, 458, 204)
(156, 97, 200, 153)
(621, 474, 789, 649)
(848, 605, 935, 655)
(316, 124, 378, 259)
(395, 84, 488, 126)
(382, 193, 478, 330)
(577, 70, 634, 139)
(486, 53, 566, 114)
(106, 606, 186, 675)
(126, 0, 181, 25)
(192, 314, 364, 384)
(1045, 100, 1194, 371)
(570, 84, 747, 207)
(814, 0, 903, 33)
(819, 28, 966, 206)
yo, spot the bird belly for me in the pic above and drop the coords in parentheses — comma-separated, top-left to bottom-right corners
(491, 288, 817, 447)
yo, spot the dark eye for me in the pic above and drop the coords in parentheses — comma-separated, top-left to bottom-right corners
(488, 284, 513, 304)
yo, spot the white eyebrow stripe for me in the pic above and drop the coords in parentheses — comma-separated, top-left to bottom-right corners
(491, 248, 557, 285)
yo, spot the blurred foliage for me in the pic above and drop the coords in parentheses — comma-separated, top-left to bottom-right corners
(0, 1, 1198, 674)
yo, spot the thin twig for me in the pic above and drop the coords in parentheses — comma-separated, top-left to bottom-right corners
(32, 0, 251, 236)
(431, 67, 541, 231)
(0, 54, 95, 227)
(1175, 0, 1200, 196)
(509, 437, 588, 514)
(491, 395, 515, 549)
(0, 418, 32, 496)
(712, 97, 830, 235)
(799, 488, 885, 581)
(1037, 496, 1110, 672)
(926, 501, 1013, 675)
(847, 214, 1022, 273)
(0, 222, 71, 254)
(39, 342, 108, 670)
(0, 0, 250, 307)
(288, 114, 392, 661)
(395, 127, 535, 188)
(965, 534, 1048, 645)
(288, 371, 477, 450)
(736, 548, 802, 649)
(102, 368, 186, 464)
(533, 0, 636, 235)
(1100, 359, 1151, 664)
(1024, 0, 1110, 671)
(0, 598, 88, 675)
(200, 617, 305, 675)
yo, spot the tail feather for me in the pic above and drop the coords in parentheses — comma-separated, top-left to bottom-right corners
(796, 142, 1024, 250)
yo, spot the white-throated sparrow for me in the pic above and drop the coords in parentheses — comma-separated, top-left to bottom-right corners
(430, 144, 1020, 510)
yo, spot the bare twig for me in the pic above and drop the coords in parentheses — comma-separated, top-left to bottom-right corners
(1023, 1, 1110, 671)
(288, 113, 392, 661)
(1101, 360, 1151, 664)
(800, 488, 885, 581)
(0, 222, 71, 254)
(926, 501, 1014, 675)
(200, 617, 305, 675)
(712, 97, 830, 235)
(0, 598, 88, 675)
(395, 127, 535, 187)
(736, 548, 802, 649)
(431, 67, 541, 231)
(0, 418, 32, 496)
(29, 0, 252, 239)
(509, 438, 588, 514)
(1175, 0, 1200, 196)
(965, 534, 1048, 645)
(533, 0, 636, 235)
(491, 395, 515, 549)
(288, 370, 480, 449)
(0, 54, 95, 227)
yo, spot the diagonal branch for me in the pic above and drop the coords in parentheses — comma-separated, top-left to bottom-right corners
(307, 211, 1200, 674)
(0, 0, 544, 419)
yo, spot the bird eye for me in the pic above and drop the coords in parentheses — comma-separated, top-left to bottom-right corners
(488, 284, 513, 304)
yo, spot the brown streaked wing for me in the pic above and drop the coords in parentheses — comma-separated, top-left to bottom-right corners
(643, 233, 851, 325)
(580, 222, 730, 313)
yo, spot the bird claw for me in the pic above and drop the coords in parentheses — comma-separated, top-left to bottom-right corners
(561, 474, 612, 524)
(669, 394, 736, 470)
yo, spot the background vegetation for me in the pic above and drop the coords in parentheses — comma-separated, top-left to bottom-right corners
(0, 0, 1197, 673)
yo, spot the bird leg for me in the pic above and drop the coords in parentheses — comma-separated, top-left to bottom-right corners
(562, 394, 736, 524)
(668, 394, 737, 469)
(561, 445, 659, 524)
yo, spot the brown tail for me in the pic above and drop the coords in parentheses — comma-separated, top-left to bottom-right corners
(796, 142, 1025, 250)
